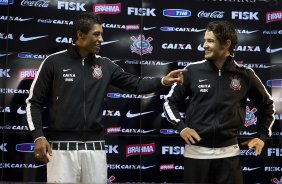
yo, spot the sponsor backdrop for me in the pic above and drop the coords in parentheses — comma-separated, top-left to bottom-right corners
(0, 0, 282, 183)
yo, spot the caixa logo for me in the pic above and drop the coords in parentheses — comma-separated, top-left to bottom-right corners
(163, 9, 191, 18)
(15, 143, 34, 152)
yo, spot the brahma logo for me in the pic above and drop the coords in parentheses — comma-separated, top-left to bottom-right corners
(163, 9, 191, 18)
(106, 127, 121, 134)
(15, 143, 34, 152)
(160, 164, 174, 171)
(126, 143, 155, 157)
(266, 11, 282, 23)
(94, 3, 121, 14)
(18, 69, 38, 80)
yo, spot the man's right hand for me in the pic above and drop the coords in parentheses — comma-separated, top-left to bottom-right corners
(180, 127, 202, 145)
(34, 137, 52, 163)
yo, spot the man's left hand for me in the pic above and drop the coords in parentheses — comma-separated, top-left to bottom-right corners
(163, 69, 187, 86)
(241, 138, 265, 156)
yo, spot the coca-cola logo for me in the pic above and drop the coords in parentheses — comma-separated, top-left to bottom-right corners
(21, 0, 49, 8)
(240, 148, 255, 155)
(197, 11, 224, 18)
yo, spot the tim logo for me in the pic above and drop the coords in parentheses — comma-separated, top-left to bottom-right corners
(130, 35, 153, 55)
(163, 9, 191, 18)
(245, 106, 257, 127)
(15, 143, 34, 152)
(0, 0, 14, 5)
(126, 143, 155, 157)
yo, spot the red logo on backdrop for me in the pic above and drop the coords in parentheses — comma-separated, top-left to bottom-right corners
(266, 11, 282, 23)
(160, 164, 174, 171)
(245, 106, 257, 127)
(126, 143, 155, 157)
(130, 34, 153, 55)
(106, 127, 121, 134)
(93, 3, 121, 14)
(18, 69, 38, 80)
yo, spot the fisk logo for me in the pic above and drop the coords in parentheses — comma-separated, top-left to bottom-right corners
(0, 69, 10, 77)
(163, 9, 191, 18)
(57, 1, 86, 11)
(268, 148, 282, 156)
(128, 7, 156, 16)
(0, 143, 7, 152)
(15, 143, 34, 152)
(231, 11, 259, 20)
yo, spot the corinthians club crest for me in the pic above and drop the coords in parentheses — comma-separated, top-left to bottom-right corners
(230, 75, 241, 91)
(130, 34, 153, 55)
(92, 65, 103, 79)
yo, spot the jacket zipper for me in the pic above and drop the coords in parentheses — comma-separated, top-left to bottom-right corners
(82, 59, 87, 136)
(213, 69, 222, 148)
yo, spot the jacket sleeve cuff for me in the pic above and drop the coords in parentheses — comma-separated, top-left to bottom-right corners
(257, 133, 269, 143)
(31, 130, 45, 142)
(176, 122, 187, 133)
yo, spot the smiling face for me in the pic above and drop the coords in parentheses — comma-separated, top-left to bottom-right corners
(203, 30, 229, 62)
(77, 23, 103, 55)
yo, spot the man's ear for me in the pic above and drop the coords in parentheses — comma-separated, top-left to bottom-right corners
(225, 40, 231, 50)
(77, 31, 85, 39)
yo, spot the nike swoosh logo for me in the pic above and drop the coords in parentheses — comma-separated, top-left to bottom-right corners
(0, 53, 12, 57)
(194, 29, 206, 32)
(111, 59, 121, 63)
(160, 62, 174, 65)
(142, 129, 156, 133)
(142, 95, 156, 99)
(197, 44, 204, 51)
(101, 40, 119, 45)
(143, 27, 157, 31)
(199, 79, 207, 82)
(126, 110, 154, 118)
(141, 165, 155, 169)
(245, 30, 259, 34)
(266, 46, 282, 53)
(32, 164, 46, 168)
(18, 18, 33, 21)
(20, 34, 48, 42)
(63, 69, 72, 72)
(245, 167, 260, 171)
(17, 106, 26, 114)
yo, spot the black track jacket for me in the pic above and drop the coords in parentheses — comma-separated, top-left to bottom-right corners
(26, 45, 164, 142)
(164, 57, 275, 148)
